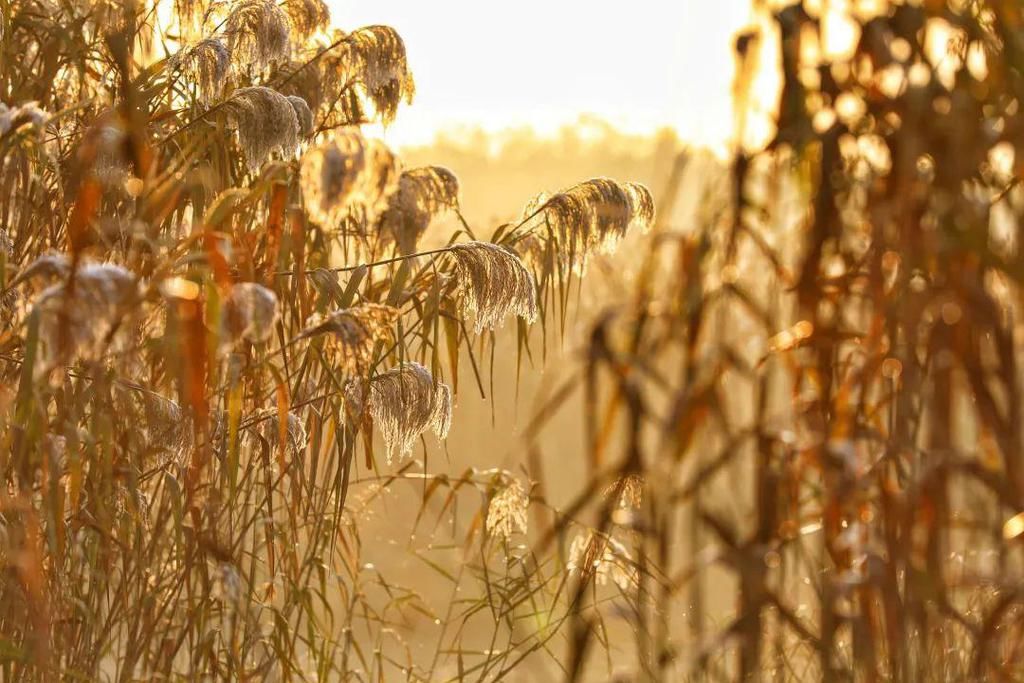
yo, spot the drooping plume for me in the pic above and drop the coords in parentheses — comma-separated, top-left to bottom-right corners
(169, 37, 230, 103)
(487, 477, 529, 541)
(223, 86, 300, 170)
(281, 0, 330, 38)
(222, 282, 280, 345)
(287, 95, 314, 139)
(31, 259, 138, 380)
(382, 166, 459, 254)
(567, 530, 638, 590)
(0, 100, 49, 137)
(299, 129, 399, 225)
(449, 241, 538, 332)
(343, 26, 415, 123)
(603, 473, 643, 509)
(130, 388, 193, 465)
(345, 361, 451, 463)
(528, 178, 656, 256)
(297, 302, 399, 371)
(224, 0, 291, 69)
(245, 408, 307, 461)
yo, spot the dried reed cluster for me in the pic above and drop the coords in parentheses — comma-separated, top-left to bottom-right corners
(221, 281, 279, 345)
(566, 530, 637, 591)
(0, 100, 48, 137)
(382, 166, 460, 253)
(224, 0, 291, 69)
(486, 477, 529, 541)
(31, 260, 137, 380)
(245, 408, 307, 460)
(343, 26, 415, 124)
(449, 241, 538, 332)
(169, 38, 230, 103)
(0, 229, 14, 316)
(299, 128, 399, 225)
(529, 178, 655, 257)
(281, 0, 330, 38)
(223, 86, 310, 170)
(135, 388, 194, 463)
(344, 361, 451, 463)
(298, 302, 400, 371)
(0, 0, 665, 678)
(604, 472, 643, 509)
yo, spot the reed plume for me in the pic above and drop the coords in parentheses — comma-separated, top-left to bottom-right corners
(297, 302, 399, 371)
(281, 0, 330, 38)
(287, 94, 314, 138)
(246, 408, 307, 461)
(382, 166, 459, 254)
(223, 86, 300, 170)
(0, 100, 48, 137)
(221, 281, 279, 345)
(566, 530, 637, 590)
(134, 389, 193, 464)
(345, 361, 451, 463)
(270, 57, 325, 111)
(31, 260, 138, 380)
(224, 0, 291, 69)
(344, 26, 415, 123)
(0, 229, 14, 317)
(299, 129, 399, 225)
(486, 477, 529, 541)
(531, 177, 655, 257)
(169, 38, 230, 103)
(603, 473, 643, 509)
(449, 241, 538, 332)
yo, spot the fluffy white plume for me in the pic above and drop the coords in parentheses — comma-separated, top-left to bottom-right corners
(345, 361, 451, 463)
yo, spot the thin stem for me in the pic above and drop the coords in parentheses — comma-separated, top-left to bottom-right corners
(274, 245, 454, 278)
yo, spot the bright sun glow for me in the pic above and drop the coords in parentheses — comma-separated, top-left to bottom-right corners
(333, 0, 753, 151)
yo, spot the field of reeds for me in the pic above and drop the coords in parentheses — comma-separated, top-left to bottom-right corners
(3, 0, 1024, 680)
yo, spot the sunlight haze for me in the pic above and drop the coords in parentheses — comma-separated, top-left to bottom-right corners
(336, 0, 752, 150)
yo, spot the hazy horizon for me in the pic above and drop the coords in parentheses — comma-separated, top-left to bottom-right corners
(336, 0, 752, 152)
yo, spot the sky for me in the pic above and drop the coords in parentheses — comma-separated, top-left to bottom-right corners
(334, 0, 754, 150)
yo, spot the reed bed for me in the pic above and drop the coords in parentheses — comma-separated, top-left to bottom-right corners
(3, 0, 1023, 681)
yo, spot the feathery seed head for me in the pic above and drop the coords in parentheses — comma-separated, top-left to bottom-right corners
(32, 261, 138, 380)
(224, 86, 300, 170)
(0, 101, 49, 138)
(282, 0, 330, 38)
(287, 95, 314, 139)
(137, 390, 193, 465)
(487, 478, 529, 541)
(345, 26, 415, 123)
(624, 182, 656, 229)
(0, 230, 14, 318)
(247, 408, 307, 461)
(271, 58, 325, 111)
(382, 166, 460, 254)
(300, 130, 399, 226)
(604, 473, 643, 509)
(449, 241, 538, 333)
(225, 0, 291, 69)
(170, 38, 230, 103)
(222, 282, 279, 345)
(298, 302, 399, 371)
(88, 121, 131, 189)
(344, 361, 451, 463)
(530, 178, 657, 265)
(567, 530, 638, 590)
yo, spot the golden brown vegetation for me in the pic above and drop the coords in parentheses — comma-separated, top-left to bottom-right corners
(0, 0, 653, 680)
(4, 0, 1024, 681)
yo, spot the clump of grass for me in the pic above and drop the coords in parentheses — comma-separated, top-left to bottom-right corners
(0, 0, 657, 679)
(520, 2, 1024, 681)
